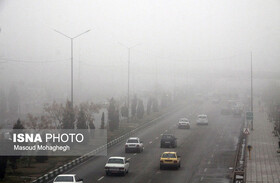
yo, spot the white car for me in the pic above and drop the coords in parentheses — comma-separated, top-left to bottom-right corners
(125, 137, 144, 153)
(196, 114, 208, 125)
(178, 118, 190, 129)
(53, 174, 83, 183)
(105, 157, 129, 176)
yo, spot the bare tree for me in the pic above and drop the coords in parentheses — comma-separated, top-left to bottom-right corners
(43, 101, 64, 128)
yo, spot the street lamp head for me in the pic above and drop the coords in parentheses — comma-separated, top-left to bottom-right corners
(73, 29, 91, 39)
(53, 29, 71, 39)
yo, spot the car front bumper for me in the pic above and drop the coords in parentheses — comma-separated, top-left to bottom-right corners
(125, 147, 141, 152)
(105, 168, 126, 174)
(178, 125, 190, 128)
(197, 121, 208, 125)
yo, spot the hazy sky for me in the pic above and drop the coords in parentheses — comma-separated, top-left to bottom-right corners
(0, 0, 279, 102)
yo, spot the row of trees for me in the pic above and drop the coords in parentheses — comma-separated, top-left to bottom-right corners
(108, 94, 172, 131)
(27, 100, 102, 130)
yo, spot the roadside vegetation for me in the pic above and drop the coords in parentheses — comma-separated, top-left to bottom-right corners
(0, 90, 180, 182)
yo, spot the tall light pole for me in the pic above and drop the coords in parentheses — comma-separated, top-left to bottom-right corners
(53, 29, 90, 107)
(119, 43, 140, 123)
(251, 51, 253, 130)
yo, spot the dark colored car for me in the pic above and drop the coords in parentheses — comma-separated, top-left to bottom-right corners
(160, 134, 177, 148)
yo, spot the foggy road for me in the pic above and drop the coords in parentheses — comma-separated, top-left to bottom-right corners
(51, 101, 243, 183)
(0, 1, 279, 183)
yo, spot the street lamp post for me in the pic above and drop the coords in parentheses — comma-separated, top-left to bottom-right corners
(119, 43, 140, 123)
(53, 29, 90, 107)
(251, 51, 254, 130)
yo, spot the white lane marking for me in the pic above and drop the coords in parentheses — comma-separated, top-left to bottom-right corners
(165, 130, 168, 132)
(160, 134, 163, 136)
(149, 141, 153, 144)
(127, 158, 131, 161)
(211, 154, 214, 158)
(133, 153, 137, 156)
(200, 177, 204, 181)
(98, 176, 104, 181)
(208, 160, 211, 164)
(155, 137, 159, 140)
(204, 168, 207, 172)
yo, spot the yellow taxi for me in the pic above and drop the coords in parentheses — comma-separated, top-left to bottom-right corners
(160, 152, 181, 170)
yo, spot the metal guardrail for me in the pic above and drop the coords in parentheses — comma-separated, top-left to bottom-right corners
(31, 105, 180, 183)
(232, 121, 247, 183)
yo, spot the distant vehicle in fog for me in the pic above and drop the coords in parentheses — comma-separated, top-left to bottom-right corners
(232, 103, 244, 116)
(178, 118, 190, 129)
(196, 114, 208, 125)
(160, 134, 177, 148)
(125, 137, 144, 153)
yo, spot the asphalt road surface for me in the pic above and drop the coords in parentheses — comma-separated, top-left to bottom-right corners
(55, 100, 243, 183)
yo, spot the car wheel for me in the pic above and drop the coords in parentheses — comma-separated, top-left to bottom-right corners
(160, 165, 163, 170)
(106, 171, 110, 176)
(160, 144, 163, 148)
(125, 149, 128, 153)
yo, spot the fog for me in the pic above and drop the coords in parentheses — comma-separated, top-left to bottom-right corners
(0, 0, 279, 115)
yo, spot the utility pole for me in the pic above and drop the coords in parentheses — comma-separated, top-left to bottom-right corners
(251, 51, 254, 130)
(119, 43, 140, 123)
(53, 29, 90, 107)
(128, 47, 130, 124)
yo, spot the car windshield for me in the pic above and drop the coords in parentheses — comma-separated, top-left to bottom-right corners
(127, 139, 138, 143)
(108, 158, 124, 164)
(180, 119, 188, 122)
(162, 135, 173, 139)
(199, 116, 207, 119)
(162, 153, 176, 158)
(54, 176, 73, 182)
